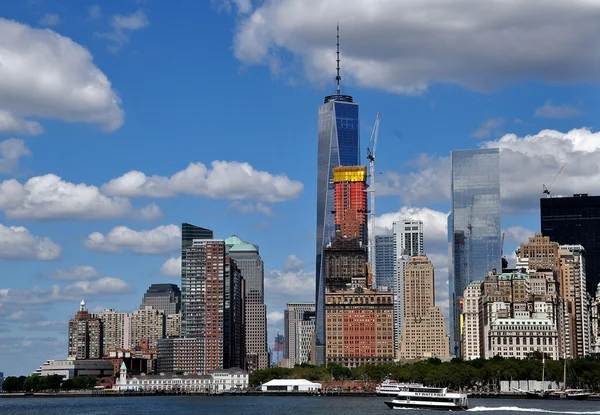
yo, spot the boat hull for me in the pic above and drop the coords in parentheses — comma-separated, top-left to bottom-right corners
(384, 401, 467, 411)
(524, 391, 590, 401)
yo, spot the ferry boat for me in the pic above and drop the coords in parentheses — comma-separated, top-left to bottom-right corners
(384, 385, 468, 411)
(376, 380, 422, 396)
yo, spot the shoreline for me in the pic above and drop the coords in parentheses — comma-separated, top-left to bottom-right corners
(2, 391, 600, 400)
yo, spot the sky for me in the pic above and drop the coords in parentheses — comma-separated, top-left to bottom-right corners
(1, 0, 600, 376)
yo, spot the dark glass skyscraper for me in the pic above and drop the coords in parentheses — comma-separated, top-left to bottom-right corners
(541, 193, 600, 294)
(448, 148, 501, 357)
(315, 27, 361, 364)
(141, 283, 181, 315)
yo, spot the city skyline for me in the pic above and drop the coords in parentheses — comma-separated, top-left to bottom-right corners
(3, 1, 600, 376)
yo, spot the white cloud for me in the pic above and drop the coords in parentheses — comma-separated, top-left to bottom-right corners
(47, 266, 102, 281)
(88, 5, 102, 20)
(471, 118, 504, 139)
(231, 0, 600, 94)
(39, 13, 60, 27)
(284, 254, 304, 272)
(379, 128, 600, 213)
(265, 268, 315, 301)
(267, 310, 284, 324)
(535, 101, 581, 119)
(98, 10, 149, 51)
(0, 224, 61, 260)
(84, 224, 180, 254)
(0, 277, 132, 304)
(0, 139, 31, 174)
(503, 226, 535, 246)
(137, 203, 163, 221)
(375, 206, 448, 252)
(228, 201, 274, 216)
(0, 174, 160, 221)
(0, 111, 43, 135)
(0, 18, 124, 131)
(160, 256, 181, 277)
(102, 161, 304, 203)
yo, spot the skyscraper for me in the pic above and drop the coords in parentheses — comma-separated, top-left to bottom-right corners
(140, 283, 181, 315)
(332, 166, 368, 244)
(68, 300, 102, 359)
(284, 302, 315, 366)
(541, 193, 600, 294)
(315, 26, 361, 364)
(225, 235, 268, 371)
(181, 223, 213, 338)
(449, 148, 501, 357)
(375, 235, 394, 289)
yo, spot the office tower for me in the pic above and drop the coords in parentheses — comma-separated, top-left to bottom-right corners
(183, 239, 226, 373)
(68, 300, 103, 359)
(449, 148, 501, 357)
(181, 223, 213, 337)
(392, 220, 425, 347)
(223, 256, 245, 369)
(225, 235, 268, 370)
(324, 238, 368, 291)
(461, 281, 482, 360)
(284, 302, 315, 364)
(559, 245, 591, 358)
(315, 26, 361, 364)
(296, 311, 316, 365)
(92, 309, 131, 352)
(332, 166, 368, 244)
(166, 313, 181, 338)
(140, 283, 181, 315)
(516, 233, 559, 272)
(325, 282, 395, 367)
(541, 193, 600, 294)
(375, 235, 394, 289)
(398, 256, 450, 360)
(130, 306, 166, 349)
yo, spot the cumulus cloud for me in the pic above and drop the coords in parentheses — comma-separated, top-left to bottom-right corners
(503, 226, 536, 246)
(267, 310, 284, 324)
(39, 13, 61, 27)
(0, 139, 31, 174)
(535, 101, 582, 119)
(160, 256, 181, 277)
(379, 128, 600, 213)
(98, 10, 149, 51)
(47, 266, 102, 281)
(284, 254, 304, 272)
(230, 0, 600, 93)
(471, 118, 504, 139)
(0, 174, 161, 221)
(265, 268, 315, 302)
(0, 18, 124, 131)
(102, 161, 304, 203)
(0, 277, 132, 304)
(0, 224, 61, 260)
(0, 111, 43, 135)
(84, 224, 180, 254)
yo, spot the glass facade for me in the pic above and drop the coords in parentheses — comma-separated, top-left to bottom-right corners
(315, 98, 360, 362)
(449, 148, 501, 357)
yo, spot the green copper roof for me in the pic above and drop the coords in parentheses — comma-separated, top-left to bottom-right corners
(225, 235, 245, 246)
(120, 362, 127, 370)
(225, 235, 258, 253)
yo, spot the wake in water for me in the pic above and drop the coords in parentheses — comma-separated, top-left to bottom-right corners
(468, 406, 600, 414)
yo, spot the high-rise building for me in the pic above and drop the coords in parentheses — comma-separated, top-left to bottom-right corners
(375, 235, 394, 289)
(541, 193, 600, 294)
(592, 285, 600, 355)
(181, 223, 213, 338)
(130, 306, 166, 350)
(166, 313, 181, 338)
(461, 281, 482, 360)
(332, 166, 368, 244)
(140, 283, 181, 315)
(223, 256, 245, 370)
(315, 27, 361, 364)
(91, 309, 131, 352)
(324, 238, 368, 291)
(398, 256, 450, 360)
(157, 337, 203, 374)
(448, 148, 501, 357)
(68, 300, 103, 359)
(392, 220, 425, 348)
(284, 302, 315, 365)
(296, 311, 316, 366)
(225, 235, 268, 371)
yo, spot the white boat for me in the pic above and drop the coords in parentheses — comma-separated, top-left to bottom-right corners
(384, 385, 468, 411)
(376, 379, 422, 396)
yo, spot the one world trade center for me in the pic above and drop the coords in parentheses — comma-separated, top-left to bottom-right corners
(314, 25, 360, 364)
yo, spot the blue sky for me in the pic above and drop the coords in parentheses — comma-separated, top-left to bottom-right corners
(2, 0, 600, 376)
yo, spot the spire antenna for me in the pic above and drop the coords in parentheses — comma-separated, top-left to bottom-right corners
(336, 23, 341, 95)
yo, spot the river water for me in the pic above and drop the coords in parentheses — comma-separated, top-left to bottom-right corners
(1, 396, 599, 415)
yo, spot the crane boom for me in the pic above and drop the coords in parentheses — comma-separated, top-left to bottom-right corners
(367, 112, 380, 288)
(543, 164, 566, 198)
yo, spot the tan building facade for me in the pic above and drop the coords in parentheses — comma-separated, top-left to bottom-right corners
(131, 306, 166, 350)
(92, 309, 132, 353)
(166, 312, 181, 338)
(398, 256, 449, 360)
(461, 280, 482, 360)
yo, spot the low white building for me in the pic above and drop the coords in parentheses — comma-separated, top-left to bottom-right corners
(115, 363, 248, 393)
(261, 379, 322, 392)
(35, 359, 114, 379)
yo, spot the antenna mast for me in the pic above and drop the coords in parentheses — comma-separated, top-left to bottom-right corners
(336, 23, 341, 95)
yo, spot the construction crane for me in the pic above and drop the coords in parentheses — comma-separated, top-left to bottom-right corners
(367, 112, 380, 288)
(542, 164, 566, 198)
